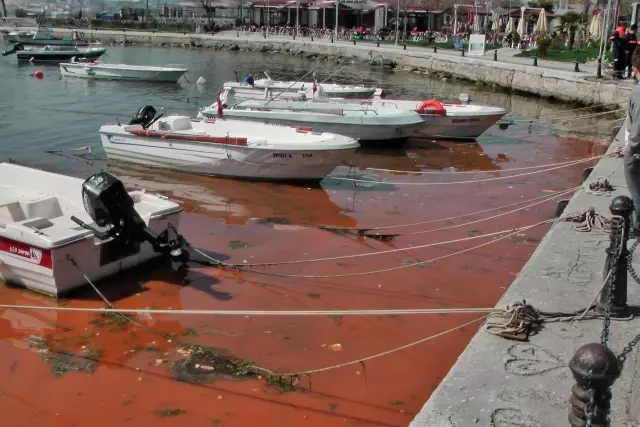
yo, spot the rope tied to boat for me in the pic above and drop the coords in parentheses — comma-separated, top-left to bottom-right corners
(584, 176, 614, 196)
(609, 146, 625, 158)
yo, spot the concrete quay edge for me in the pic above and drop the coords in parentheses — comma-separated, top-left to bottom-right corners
(410, 129, 640, 426)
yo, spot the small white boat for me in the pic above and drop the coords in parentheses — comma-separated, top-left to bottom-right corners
(7, 28, 89, 46)
(0, 163, 187, 297)
(201, 93, 425, 142)
(222, 86, 506, 140)
(60, 60, 188, 82)
(99, 106, 359, 181)
(234, 72, 383, 99)
(2, 43, 106, 63)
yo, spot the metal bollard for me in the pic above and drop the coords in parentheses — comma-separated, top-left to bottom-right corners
(533, 56, 538, 66)
(493, 49, 497, 61)
(461, 49, 465, 57)
(331, 34, 334, 43)
(293, 33, 296, 40)
(574, 58, 580, 72)
(353, 38, 356, 45)
(434, 45, 437, 53)
(596, 195, 633, 316)
(568, 343, 620, 427)
(376, 39, 380, 47)
(597, 57, 602, 79)
(236, 31, 239, 38)
(403, 43, 406, 50)
(311, 35, 314, 41)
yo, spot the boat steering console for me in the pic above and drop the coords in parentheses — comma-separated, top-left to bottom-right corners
(70, 172, 190, 264)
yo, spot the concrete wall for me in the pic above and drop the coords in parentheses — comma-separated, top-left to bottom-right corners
(52, 28, 632, 107)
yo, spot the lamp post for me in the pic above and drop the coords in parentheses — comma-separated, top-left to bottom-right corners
(520, 5, 526, 35)
(296, 0, 300, 37)
(394, 0, 399, 45)
(453, 4, 458, 34)
(335, 0, 339, 35)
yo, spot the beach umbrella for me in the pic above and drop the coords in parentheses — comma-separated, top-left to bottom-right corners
(491, 13, 499, 32)
(516, 16, 526, 35)
(473, 15, 482, 33)
(505, 17, 515, 33)
(535, 9, 548, 34)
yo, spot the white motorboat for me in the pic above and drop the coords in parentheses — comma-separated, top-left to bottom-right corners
(201, 93, 425, 142)
(99, 106, 359, 181)
(7, 28, 89, 46)
(222, 86, 506, 140)
(360, 98, 507, 140)
(2, 43, 106, 63)
(0, 163, 189, 297)
(234, 72, 383, 99)
(60, 60, 188, 82)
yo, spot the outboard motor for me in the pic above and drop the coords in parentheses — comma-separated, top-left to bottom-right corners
(2, 43, 24, 56)
(70, 172, 189, 263)
(129, 105, 157, 129)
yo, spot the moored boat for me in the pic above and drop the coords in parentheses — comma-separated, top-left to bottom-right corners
(2, 43, 106, 63)
(201, 94, 425, 142)
(233, 72, 383, 99)
(221, 85, 506, 140)
(60, 59, 188, 82)
(99, 106, 359, 181)
(7, 28, 89, 46)
(0, 163, 188, 297)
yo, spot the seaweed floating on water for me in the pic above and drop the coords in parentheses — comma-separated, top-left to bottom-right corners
(43, 349, 99, 376)
(171, 343, 254, 383)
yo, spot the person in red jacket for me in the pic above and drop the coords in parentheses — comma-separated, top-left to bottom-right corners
(627, 24, 638, 79)
(611, 24, 628, 79)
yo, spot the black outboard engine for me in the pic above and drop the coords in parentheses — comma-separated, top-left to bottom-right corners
(2, 43, 24, 56)
(129, 105, 157, 129)
(70, 171, 189, 263)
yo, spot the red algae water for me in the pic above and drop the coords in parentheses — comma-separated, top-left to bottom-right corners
(0, 44, 619, 426)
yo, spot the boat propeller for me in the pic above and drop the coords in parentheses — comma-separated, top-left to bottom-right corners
(70, 171, 190, 263)
(2, 43, 24, 56)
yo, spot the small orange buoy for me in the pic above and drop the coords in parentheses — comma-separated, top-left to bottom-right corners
(34, 70, 44, 79)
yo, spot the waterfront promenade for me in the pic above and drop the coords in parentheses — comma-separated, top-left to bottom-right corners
(39, 27, 635, 107)
(412, 129, 640, 426)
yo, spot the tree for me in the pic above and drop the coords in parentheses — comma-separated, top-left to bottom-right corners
(0, 0, 6, 18)
(556, 11, 583, 48)
(15, 8, 28, 18)
(528, 0, 554, 13)
(201, 0, 216, 25)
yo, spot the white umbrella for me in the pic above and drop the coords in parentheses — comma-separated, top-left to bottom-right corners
(505, 17, 514, 33)
(491, 13, 499, 32)
(473, 15, 482, 33)
(516, 16, 526, 35)
(535, 9, 548, 33)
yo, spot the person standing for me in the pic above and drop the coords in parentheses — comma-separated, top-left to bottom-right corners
(624, 48, 640, 234)
(611, 24, 628, 79)
(627, 24, 638, 79)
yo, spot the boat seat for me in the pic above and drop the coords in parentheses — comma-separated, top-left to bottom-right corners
(0, 201, 26, 224)
(20, 197, 64, 220)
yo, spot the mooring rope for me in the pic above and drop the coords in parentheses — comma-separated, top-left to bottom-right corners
(308, 186, 582, 233)
(565, 207, 612, 233)
(584, 176, 615, 196)
(327, 158, 598, 186)
(364, 156, 603, 175)
(234, 189, 577, 268)
(506, 109, 624, 123)
(190, 212, 592, 279)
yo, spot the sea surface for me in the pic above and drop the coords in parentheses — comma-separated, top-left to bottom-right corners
(0, 42, 621, 426)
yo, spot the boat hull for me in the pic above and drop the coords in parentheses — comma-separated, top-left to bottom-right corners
(99, 129, 356, 181)
(413, 113, 506, 140)
(16, 49, 106, 63)
(7, 36, 89, 46)
(0, 212, 180, 297)
(214, 111, 422, 142)
(60, 63, 187, 82)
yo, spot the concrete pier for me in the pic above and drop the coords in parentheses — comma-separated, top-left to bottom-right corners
(43, 28, 634, 108)
(411, 129, 640, 426)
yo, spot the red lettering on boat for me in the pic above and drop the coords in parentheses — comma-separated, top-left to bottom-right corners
(126, 129, 248, 146)
(0, 237, 52, 268)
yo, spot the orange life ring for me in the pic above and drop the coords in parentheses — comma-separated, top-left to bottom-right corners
(416, 99, 446, 116)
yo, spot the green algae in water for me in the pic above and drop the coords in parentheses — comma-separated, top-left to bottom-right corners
(44, 350, 98, 376)
(228, 240, 254, 249)
(156, 408, 187, 417)
(171, 343, 256, 383)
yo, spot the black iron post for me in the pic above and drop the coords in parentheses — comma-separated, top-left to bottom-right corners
(597, 57, 602, 79)
(377, 38, 380, 47)
(596, 195, 633, 316)
(461, 49, 464, 57)
(236, 30, 239, 37)
(568, 343, 621, 427)
(403, 43, 406, 50)
(311, 35, 313, 41)
(533, 56, 538, 66)
(353, 38, 356, 45)
(493, 49, 497, 61)
(331, 33, 334, 43)
(433, 44, 437, 53)
(574, 58, 580, 72)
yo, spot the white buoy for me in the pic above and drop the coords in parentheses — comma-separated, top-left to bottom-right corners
(196, 77, 206, 85)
